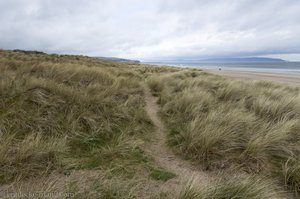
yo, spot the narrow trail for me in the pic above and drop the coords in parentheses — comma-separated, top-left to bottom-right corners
(143, 85, 210, 194)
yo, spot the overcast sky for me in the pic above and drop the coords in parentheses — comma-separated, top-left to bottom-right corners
(1, 0, 300, 61)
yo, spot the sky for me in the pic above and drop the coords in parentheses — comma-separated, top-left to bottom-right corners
(1, 0, 300, 61)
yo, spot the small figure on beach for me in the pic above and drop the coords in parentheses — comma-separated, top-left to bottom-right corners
(219, 67, 222, 71)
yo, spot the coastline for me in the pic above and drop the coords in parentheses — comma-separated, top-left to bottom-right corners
(145, 62, 300, 86)
(204, 69, 300, 86)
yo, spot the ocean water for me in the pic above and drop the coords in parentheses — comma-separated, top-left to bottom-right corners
(145, 62, 300, 74)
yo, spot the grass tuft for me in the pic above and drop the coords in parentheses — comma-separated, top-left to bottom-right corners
(149, 168, 176, 182)
(177, 175, 284, 199)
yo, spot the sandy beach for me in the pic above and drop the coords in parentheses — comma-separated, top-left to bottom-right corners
(206, 69, 300, 86)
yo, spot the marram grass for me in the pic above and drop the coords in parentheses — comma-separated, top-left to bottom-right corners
(1, 50, 299, 198)
(148, 69, 300, 195)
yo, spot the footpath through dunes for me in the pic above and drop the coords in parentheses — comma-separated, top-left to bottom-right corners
(143, 84, 211, 195)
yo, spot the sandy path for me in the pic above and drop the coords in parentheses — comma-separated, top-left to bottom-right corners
(205, 69, 300, 86)
(143, 85, 210, 195)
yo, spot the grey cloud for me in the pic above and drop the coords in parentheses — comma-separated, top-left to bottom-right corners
(0, 0, 300, 60)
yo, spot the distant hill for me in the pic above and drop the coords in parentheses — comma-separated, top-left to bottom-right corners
(149, 57, 286, 64)
(9, 49, 140, 64)
(197, 57, 286, 62)
(96, 56, 140, 64)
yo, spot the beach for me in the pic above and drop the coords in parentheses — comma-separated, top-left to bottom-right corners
(205, 69, 300, 86)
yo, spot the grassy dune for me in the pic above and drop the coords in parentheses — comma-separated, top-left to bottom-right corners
(148, 70, 300, 196)
(1, 50, 300, 198)
(0, 50, 178, 198)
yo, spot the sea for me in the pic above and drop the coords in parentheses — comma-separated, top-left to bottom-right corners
(144, 62, 300, 74)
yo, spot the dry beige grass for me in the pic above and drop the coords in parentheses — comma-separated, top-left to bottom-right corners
(147, 69, 300, 197)
(0, 50, 173, 198)
(1, 50, 299, 198)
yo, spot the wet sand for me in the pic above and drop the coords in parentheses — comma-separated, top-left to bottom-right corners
(205, 69, 300, 86)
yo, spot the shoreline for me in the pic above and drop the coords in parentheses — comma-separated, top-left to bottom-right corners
(144, 63, 300, 86)
(203, 69, 300, 86)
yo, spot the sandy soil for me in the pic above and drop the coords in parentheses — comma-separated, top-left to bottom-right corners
(205, 69, 300, 86)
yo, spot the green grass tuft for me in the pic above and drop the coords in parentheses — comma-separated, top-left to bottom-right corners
(149, 168, 176, 182)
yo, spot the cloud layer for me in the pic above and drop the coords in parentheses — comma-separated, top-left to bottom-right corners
(1, 0, 300, 60)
